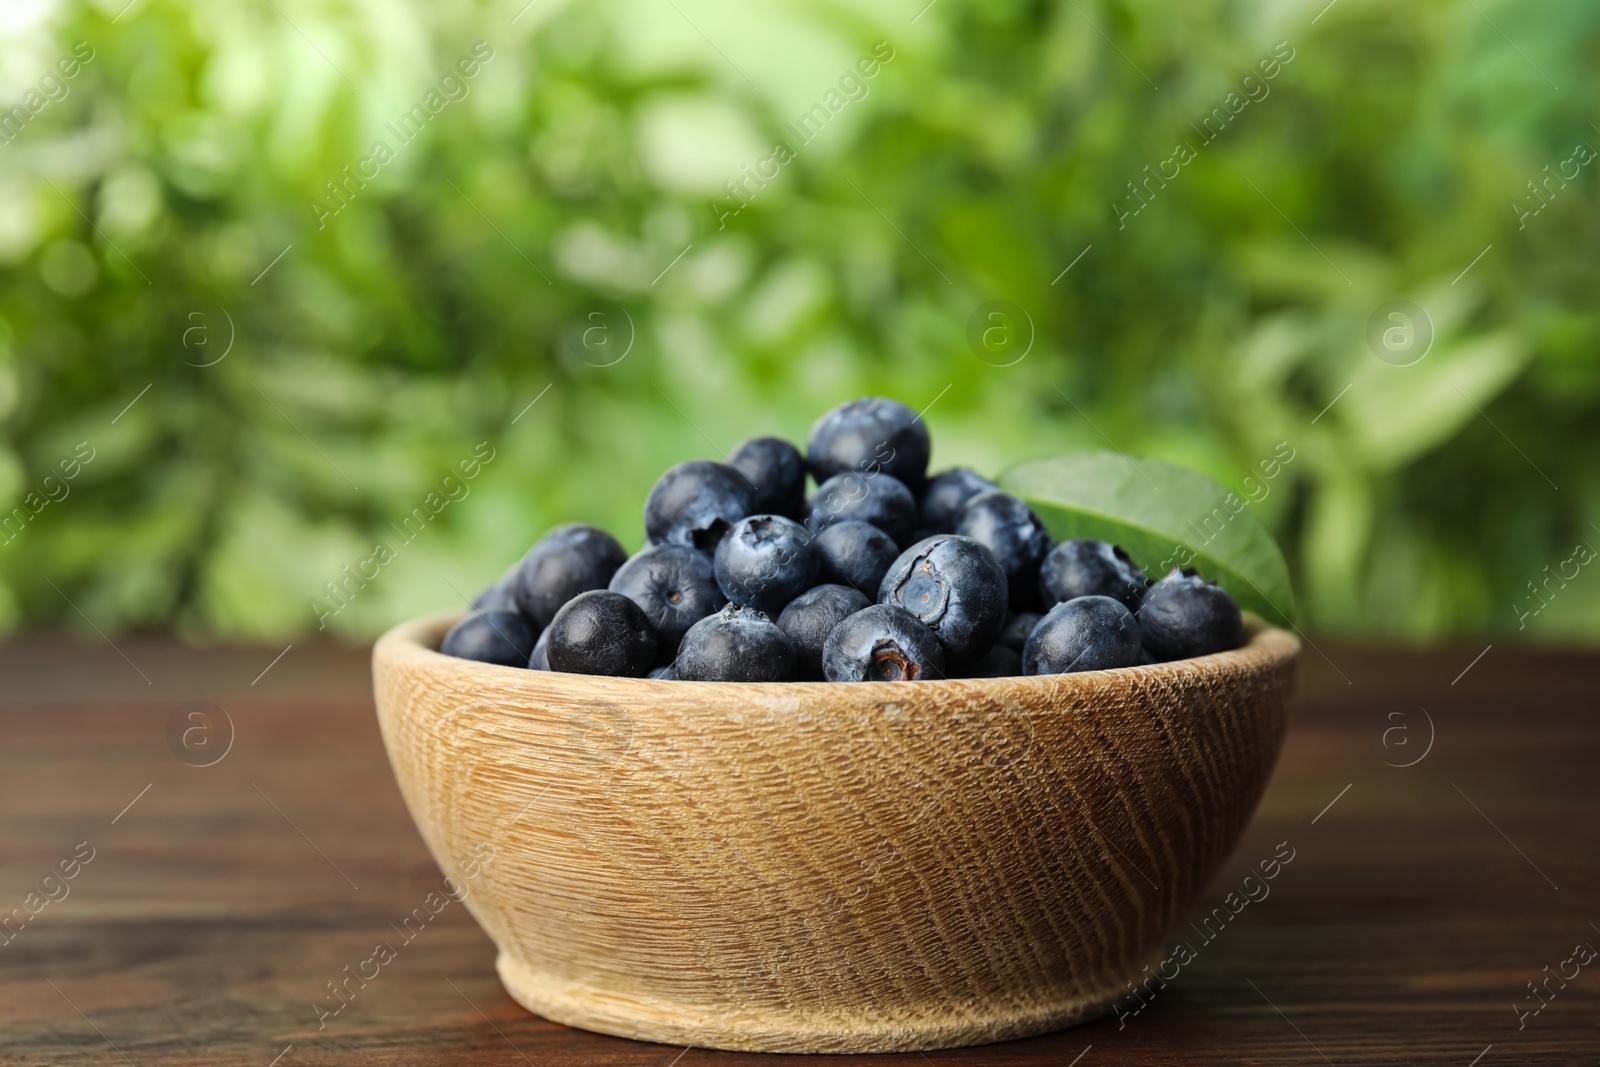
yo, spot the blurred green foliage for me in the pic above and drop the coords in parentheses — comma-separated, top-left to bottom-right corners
(0, 0, 1596, 642)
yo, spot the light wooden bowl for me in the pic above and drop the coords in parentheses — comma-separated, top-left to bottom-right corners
(372, 611, 1298, 1054)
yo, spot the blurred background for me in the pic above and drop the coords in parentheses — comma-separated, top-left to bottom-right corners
(0, 0, 1595, 644)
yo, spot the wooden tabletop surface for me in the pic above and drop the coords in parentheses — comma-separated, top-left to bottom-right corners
(1, 635, 1595, 1066)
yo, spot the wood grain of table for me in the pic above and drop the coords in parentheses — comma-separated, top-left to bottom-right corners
(0, 636, 1595, 1066)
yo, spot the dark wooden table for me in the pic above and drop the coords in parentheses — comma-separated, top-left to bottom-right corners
(1, 635, 1595, 1066)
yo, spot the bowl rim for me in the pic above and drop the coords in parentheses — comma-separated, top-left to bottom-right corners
(374, 610, 1300, 697)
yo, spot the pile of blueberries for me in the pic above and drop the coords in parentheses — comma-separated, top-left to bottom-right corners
(443, 397, 1242, 682)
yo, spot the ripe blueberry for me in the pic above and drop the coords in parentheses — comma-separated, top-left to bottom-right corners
(815, 520, 899, 597)
(609, 544, 726, 659)
(728, 436, 807, 519)
(955, 489, 1050, 609)
(648, 664, 678, 680)
(527, 629, 550, 671)
(997, 611, 1042, 653)
(546, 590, 658, 677)
(470, 564, 522, 613)
(1022, 595, 1142, 675)
(676, 604, 798, 682)
(777, 583, 871, 680)
(441, 610, 539, 667)
(1138, 569, 1242, 660)
(714, 514, 822, 616)
(644, 460, 757, 552)
(806, 397, 931, 492)
(512, 524, 628, 630)
(821, 604, 946, 682)
(920, 467, 997, 533)
(1040, 539, 1148, 612)
(878, 534, 1008, 661)
(808, 472, 917, 546)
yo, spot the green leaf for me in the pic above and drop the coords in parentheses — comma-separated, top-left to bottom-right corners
(999, 451, 1296, 627)
(1342, 328, 1530, 470)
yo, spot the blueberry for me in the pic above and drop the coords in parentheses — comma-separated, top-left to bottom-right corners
(648, 664, 678, 680)
(821, 605, 946, 682)
(441, 610, 539, 667)
(1040, 539, 1148, 612)
(512, 524, 628, 630)
(713, 514, 822, 616)
(997, 611, 1042, 653)
(920, 467, 997, 533)
(877, 534, 1008, 660)
(546, 590, 658, 677)
(527, 629, 550, 671)
(815, 520, 899, 597)
(808, 472, 917, 546)
(777, 584, 872, 680)
(1022, 595, 1142, 674)
(470, 564, 522, 613)
(676, 604, 797, 682)
(1138, 569, 1242, 660)
(954, 644, 1022, 678)
(644, 460, 757, 552)
(806, 397, 931, 491)
(954, 489, 1050, 609)
(728, 436, 807, 519)
(609, 544, 726, 659)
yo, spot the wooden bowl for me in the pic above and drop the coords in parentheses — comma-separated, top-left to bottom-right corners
(372, 612, 1298, 1053)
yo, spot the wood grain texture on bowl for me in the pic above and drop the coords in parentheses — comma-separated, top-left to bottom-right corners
(372, 611, 1299, 1053)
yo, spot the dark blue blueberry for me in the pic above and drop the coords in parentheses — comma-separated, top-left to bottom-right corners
(728, 436, 807, 519)
(806, 397, 931, 492)
(546, 590, 658, 677)
(470, 564, 522, 613)
(777, 584, 872, 680)
(1040, 539, 1148, 612)
(816, 520, 899, 597)
(713, 514, 822, 616)
(997, 611, 1042, 653)
(954, 489, 1051, 609)
(608, 544, 726, 659)
(808, 472, 917, 546)
(675, 604, 797, 682)
(527, 629, 550, 671)
(1138, 569, 1242, 660)
(954, 644, 1022, 678)
(648, 664, 678, 680)
(644, 460, 757, 552)
(821, 604, 946, 682)
(877, 534, 1008, 660)
(441, 610, 539, 667)
(512, 524, 628, 630)
(920, 467, 997, 533)
(1022, 595, 1142, 674)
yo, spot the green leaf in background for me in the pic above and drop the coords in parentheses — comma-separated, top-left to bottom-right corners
(1000, 452, 1297, 628)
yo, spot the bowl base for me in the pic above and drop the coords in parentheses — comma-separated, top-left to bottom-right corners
(495, 951, 1137, 1054)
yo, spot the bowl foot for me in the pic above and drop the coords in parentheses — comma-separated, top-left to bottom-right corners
(495, 951, 1135, 1054)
